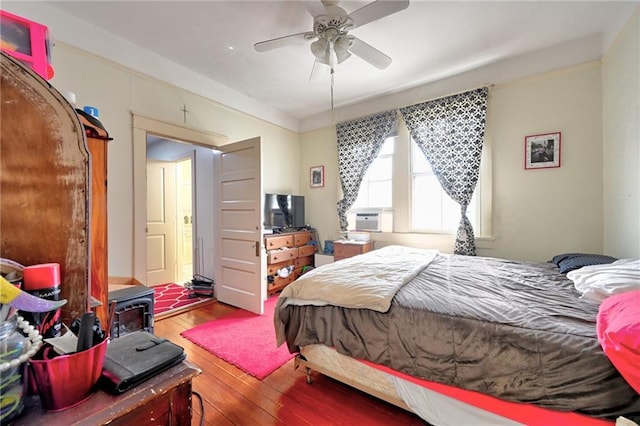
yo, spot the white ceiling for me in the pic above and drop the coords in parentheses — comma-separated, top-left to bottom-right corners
(44, 0, 637, 130)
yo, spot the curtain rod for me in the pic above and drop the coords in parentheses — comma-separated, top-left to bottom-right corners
(335, 84, 494, 126)
(395, 83, 495, 112)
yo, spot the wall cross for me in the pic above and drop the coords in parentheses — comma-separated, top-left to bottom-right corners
(181, 104, 189, 124)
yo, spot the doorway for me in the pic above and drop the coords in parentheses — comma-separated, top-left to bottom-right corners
(133, 114, 266, 314)
(132, 114, 227, 286)
(146, 136, 195, 286)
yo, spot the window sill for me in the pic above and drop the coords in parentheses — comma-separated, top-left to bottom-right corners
(366, 232, 494, 254)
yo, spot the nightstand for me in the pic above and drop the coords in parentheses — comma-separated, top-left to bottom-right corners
(333, 240, 375, 261)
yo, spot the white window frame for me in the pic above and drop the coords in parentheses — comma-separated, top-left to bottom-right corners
(348, 119, 492, 240)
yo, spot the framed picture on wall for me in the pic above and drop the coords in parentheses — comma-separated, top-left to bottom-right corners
(525, 132, 561, 170)
(310, 165, 324, 188)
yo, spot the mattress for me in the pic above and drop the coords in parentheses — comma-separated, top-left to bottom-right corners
(277, 252, 640, 420)
(299, 344, 615, 426)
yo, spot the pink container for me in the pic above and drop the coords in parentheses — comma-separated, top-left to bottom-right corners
(29, 338, 107, 411)
(0, 10, 55, 80)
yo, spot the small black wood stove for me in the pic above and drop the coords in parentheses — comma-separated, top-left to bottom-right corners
(108, 285, 154, 338)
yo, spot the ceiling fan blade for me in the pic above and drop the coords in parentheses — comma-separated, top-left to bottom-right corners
(349, 0, 409, 29)
(349, 37, 392, 69)
(302, 0, 328, 18)
(254, 32, 316, 52)
(309, 59, 331, 82)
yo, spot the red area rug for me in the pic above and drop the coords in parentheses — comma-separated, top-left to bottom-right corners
(180, 297, 294, 379)
(153, 283, 210, 316)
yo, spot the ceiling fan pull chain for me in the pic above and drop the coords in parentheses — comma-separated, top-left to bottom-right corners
(330, 66, 335, 113)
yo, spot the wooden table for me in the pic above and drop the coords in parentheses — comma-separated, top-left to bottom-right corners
(14, 361, 201, 425)
(333, 240, 375, 261)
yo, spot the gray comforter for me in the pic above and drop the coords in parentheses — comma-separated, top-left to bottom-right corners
(276, 253, 640, 419)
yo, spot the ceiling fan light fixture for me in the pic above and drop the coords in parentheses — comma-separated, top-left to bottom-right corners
(310, 38, 328, 59)
(334, 35, 349, 51)
(333, 36, 351, 64)
(335, 48, 351, 64)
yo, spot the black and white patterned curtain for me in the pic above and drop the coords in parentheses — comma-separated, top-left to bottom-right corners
(336, 110, 397, 230)
(399, 87, 488, 255)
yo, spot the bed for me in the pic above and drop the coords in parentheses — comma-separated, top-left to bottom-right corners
(274, 245, 640, 425)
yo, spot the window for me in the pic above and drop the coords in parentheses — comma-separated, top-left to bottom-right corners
(350, 131, 482, 235)
(410, 141, 478, 232)
(351, 137, 394, 210)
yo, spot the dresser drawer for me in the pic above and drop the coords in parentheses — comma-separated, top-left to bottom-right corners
(293, 231, 313, 246)
(268, 274, 295, 293)
(297, 244, 316, 257)
(295, 255, 313, 268)
(267, 259, 295, 275)
(267, 247, 298, 264)
(333, 241, 374, 261)
(265, 234, 294, 250)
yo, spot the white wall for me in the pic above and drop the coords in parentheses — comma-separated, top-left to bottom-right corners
(5, 2, 637, 277)
(489, 64, 603, 261)
(301, 62, 606, 263)
(43, 44, 300, 278)
(298, 127, 340, 248)
(602, 7, 640, 258)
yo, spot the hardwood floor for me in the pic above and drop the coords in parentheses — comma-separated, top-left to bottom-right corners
(154, 301, 426, 425)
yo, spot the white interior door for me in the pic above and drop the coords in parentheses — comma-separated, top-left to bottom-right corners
(215, 137, 265, 314)
(147, 160, 177, 285)
(176, 157, 193, 284)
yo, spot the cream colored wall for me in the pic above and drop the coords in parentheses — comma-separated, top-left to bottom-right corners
(299, 127, 340, 246)
(602, 7, 640, 258)
(48, 44, 299, 277)
(6, 2, 636, 274)
(301, 63, 605, 262)
(490, 64, 603, 261)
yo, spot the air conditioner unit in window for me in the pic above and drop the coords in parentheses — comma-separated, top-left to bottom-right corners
(355, 212, 381, 232)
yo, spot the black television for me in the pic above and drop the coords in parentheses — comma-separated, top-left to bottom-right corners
(264, 193, 305, 230)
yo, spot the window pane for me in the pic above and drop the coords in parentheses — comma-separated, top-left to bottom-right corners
(352, 184, 369, 209)
(368, 181, 392, 208)
(412, 174, 479, 232)
(379, 138, 394, 155)
(441, 193, 459, 232)
(411, 144, 431, 173)
(412, 174, 442, 230)
(351, 137, 394, 211)
(410, 137, 479, 233)
(367, 156, 392, 181)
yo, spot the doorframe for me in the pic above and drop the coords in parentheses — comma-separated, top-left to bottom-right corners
(132, 113, 227, 284)
(175, 155, 194, 285)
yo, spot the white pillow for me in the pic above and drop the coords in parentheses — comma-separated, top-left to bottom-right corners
(567, 258, 640, 302)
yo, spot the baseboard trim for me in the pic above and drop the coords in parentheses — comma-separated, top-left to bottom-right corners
(155, 297, 217, 321)
(108, 276, 144, 286)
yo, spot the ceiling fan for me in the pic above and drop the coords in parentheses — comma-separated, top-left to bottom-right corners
(254, 0, 410, 79)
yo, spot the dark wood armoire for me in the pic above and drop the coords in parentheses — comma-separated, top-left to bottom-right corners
(0, 51, 108, 326)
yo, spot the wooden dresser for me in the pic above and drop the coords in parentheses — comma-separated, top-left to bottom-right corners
(14, 361, 200, 425)
(333, 240, 375, 261)
(265, 230, 316, 295)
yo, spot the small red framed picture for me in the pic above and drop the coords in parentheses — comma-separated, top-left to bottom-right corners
(310, 165, 324, 188)
(525, 132, 561, 170)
